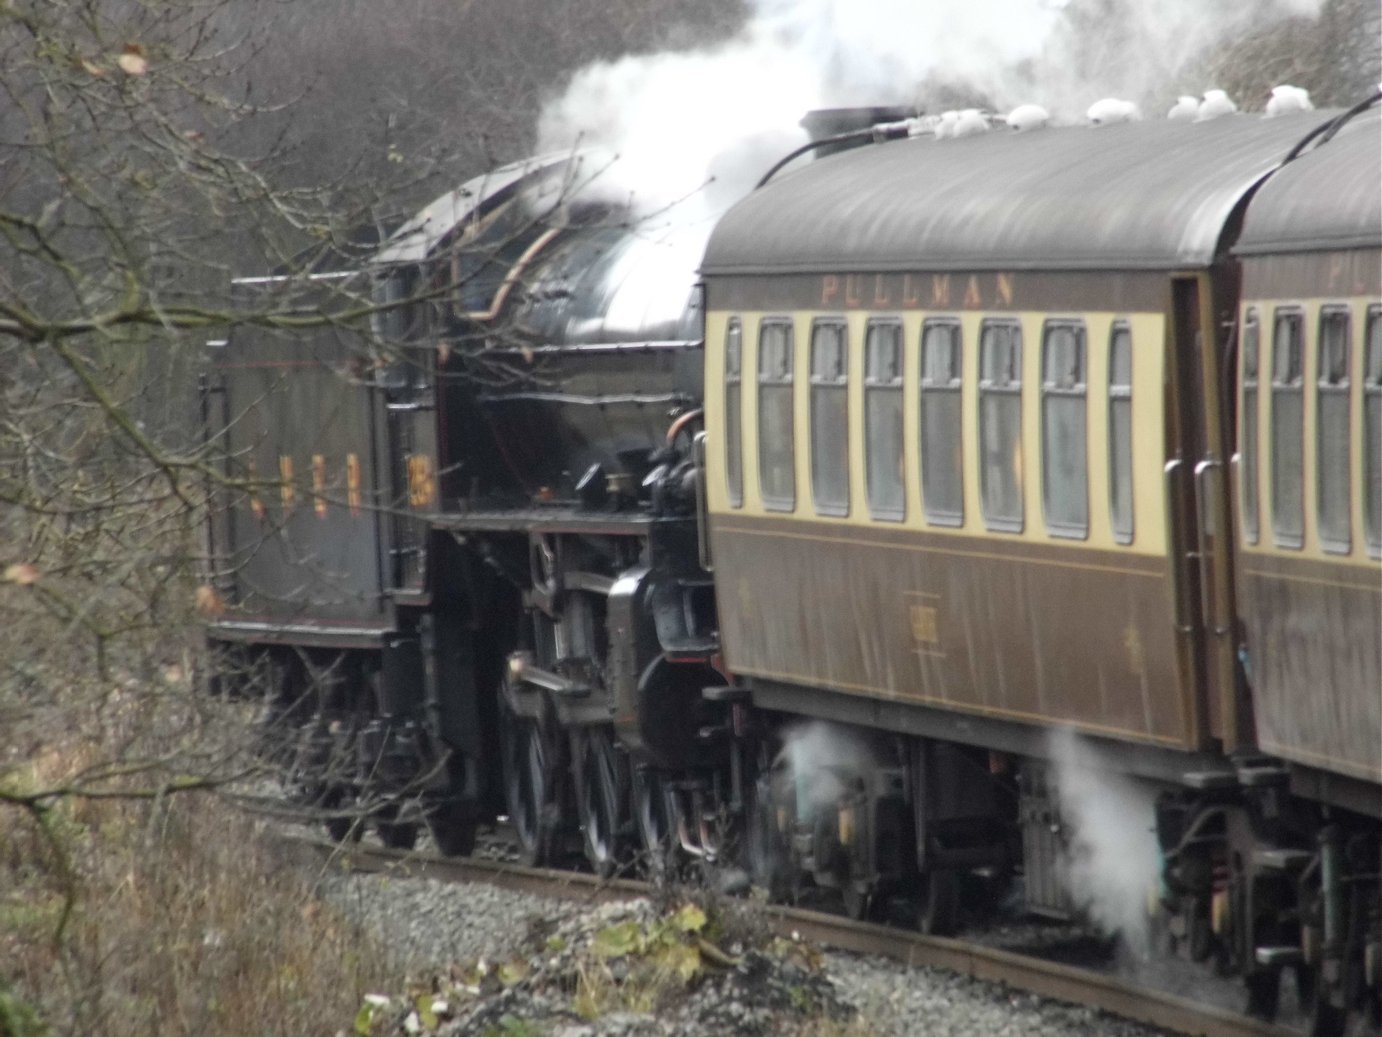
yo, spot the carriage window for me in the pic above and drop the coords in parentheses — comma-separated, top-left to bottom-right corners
(1271, 308, 1304, 548)
(1316, 307, 1352, 552)
(810, 320, 850, 516)
(1042, 320, 1089, 538)
(865, 320, 905, 520)
(1108, 323, 1134, 543)
(1239, 310, 1261, 544)
(1366, 307, 1382, 557)
(920, 319, 964, 526)
(980, 320, 1024, 531)
(724, 319, 744, 508)
(758, 319, 796, 511)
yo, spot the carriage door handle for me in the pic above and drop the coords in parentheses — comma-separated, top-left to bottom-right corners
(1163, 459, 1194, 634)
(1194, 459, 1230, 636)
(693, 432, 713, 572)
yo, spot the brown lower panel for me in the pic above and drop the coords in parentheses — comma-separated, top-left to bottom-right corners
(712, 516, 1195, 750)
(1238, 552, 1382, 787)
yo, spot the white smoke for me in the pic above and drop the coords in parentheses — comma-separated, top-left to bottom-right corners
(535, 37, 816, 225)
(776, 720, 880, 814)
(1048, 727, 1162, 957)
(996, 0, 1327, 120)
(537, 0, 1326, 222)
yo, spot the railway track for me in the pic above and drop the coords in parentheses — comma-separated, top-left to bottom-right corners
(280, 832, 1299, 1037)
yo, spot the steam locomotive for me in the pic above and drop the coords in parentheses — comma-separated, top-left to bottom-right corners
(204, 96, 1382, 1032)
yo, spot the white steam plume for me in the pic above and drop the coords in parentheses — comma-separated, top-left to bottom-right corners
(1048, 727, 1162, 957)
(537, 0, 1326, 222)
(777, 720, 880, 815)
(535, 38, 817, 225)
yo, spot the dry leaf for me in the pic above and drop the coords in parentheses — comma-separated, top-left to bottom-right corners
(194, 584, 224, 616)
(117, 44, 148, 76)
(4, 563, 40, 586)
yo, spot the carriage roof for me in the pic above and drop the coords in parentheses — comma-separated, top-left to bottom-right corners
(701, 110, 1340, 277)
(1235, 108, 1381, 257)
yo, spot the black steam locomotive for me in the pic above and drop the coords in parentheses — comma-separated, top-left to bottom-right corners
(204, 98, 1382, 1032)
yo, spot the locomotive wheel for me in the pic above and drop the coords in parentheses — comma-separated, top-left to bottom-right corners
(320, 786, 363, 844)
(501, 702, 562, 867)
(632, 765, 675, 880)
(374, 803, 419, 851)
(1244, 968, 1282, 1021)
(377, 821, 419, 850)
(571, 726, 628, 878)
(253, 698, 298, 770)
(1306, 980, 1347, 1037)
(842, 883, 875, 922)
(1292, 961, 1318, 1015)
(1304, 939, 1364, 1037)
(916, 867, 960, 936)
(426, 798, 478, 857)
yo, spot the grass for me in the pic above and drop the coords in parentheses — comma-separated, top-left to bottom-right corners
(0, 730, 399, 1037)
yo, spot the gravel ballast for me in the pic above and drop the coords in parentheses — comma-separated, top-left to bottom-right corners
(315, 865, 1173, 1036)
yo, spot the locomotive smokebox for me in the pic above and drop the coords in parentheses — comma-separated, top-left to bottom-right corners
(799, 106, 916, 158)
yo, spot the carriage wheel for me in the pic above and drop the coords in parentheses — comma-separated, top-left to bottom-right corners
(916, 867, 960, 936)
(842, 882, 876, 922)
(746, 771, 791, 902)
(571, 726, 629, 878)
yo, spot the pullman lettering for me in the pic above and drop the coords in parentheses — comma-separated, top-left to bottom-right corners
(820, 272, 1016, 310)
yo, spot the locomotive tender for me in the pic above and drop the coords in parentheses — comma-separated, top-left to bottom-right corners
(205, 99, 1382, 1031)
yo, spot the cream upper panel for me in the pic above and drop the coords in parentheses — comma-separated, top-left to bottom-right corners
(1238, 296, 1382, 567)
(705, 308, 1168, 557)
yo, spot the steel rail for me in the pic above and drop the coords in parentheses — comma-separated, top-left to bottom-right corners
(283, 834, 1297, 1037)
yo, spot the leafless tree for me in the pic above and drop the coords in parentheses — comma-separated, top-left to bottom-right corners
(0, 2, 742, 1030)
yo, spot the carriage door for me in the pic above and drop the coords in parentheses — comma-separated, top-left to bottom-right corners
(1171, 274, 1246, 752)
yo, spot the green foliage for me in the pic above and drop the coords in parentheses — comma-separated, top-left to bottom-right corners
(591, 920, 642, 959)
(669, 903, 707, 934)
(414, 995, 439, 1030)
(497, 960, 531, 988)
(575, 902, 725, 1019)
(0, 984, 49, 1037)
(352, 1000, 382, 1036)
(482, 1015, 541, 1037)
(591, 901, 708, 962)
(768, 934, 825, 972)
